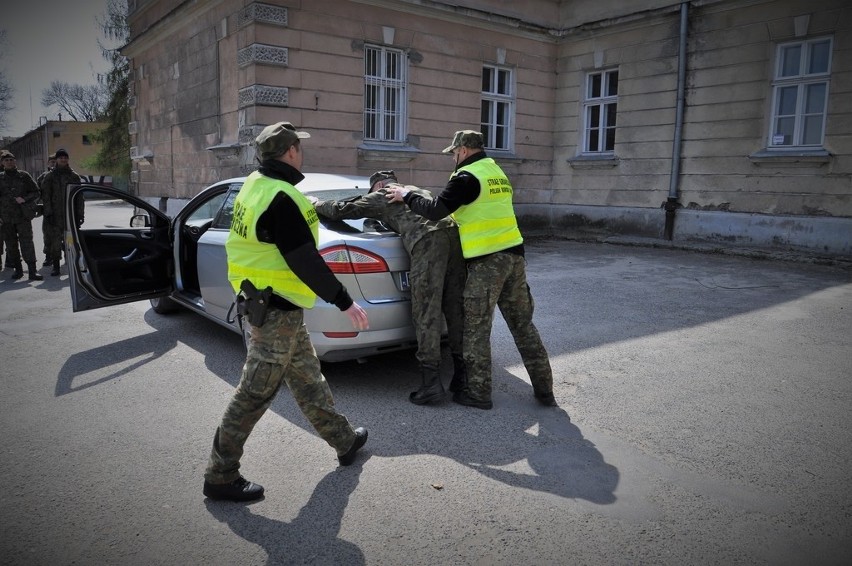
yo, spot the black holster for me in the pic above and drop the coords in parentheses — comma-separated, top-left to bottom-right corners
(237, 279, 273, 327)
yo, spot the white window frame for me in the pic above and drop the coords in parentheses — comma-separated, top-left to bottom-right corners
(582, 69, 619, 154)
(363, 45, 407, 143)
(768, 37, 832, 149)
(481, 65, 514, 151)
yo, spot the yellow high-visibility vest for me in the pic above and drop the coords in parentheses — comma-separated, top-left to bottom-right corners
(226, 171, 319, 308)
(451, 158, 523, 259)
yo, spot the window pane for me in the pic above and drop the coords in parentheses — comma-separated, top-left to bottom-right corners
(481, 100, 491, 124)
(605, 103, 617, 128)
(365, 49, 377, 76)
(780, 45, 801, 77)
(802, 115, 823, 145)
(482, 67, 493, 92)
(587, 129, 599, 152)
(589, 105, 600, 128)
(605, 127, 615, 151)
(496, 102, 508, 126)
(606, 71, 619, 96)
(365, 85, 377, 110)
(481, 123, 491, 145)
(589, 74, 601, 99)
(808, 40, 831, 74)
(774, 116, 795, 145)
(497, 70, 510, 94)
(777, 86, 798, 116)
(495, 125, 507, 149)
(805, 83, 826, 114)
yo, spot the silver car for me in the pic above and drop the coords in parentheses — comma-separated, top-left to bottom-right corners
(65, 174, 417, 361)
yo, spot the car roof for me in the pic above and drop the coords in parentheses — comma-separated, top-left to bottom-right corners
(216, 172, 372, 193)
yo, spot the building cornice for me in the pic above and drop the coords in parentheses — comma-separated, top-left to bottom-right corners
(122, 0, 226, 57)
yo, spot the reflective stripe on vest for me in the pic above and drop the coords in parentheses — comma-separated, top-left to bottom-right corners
(226, 171, 319, 308)
(450, 158, 523, 259)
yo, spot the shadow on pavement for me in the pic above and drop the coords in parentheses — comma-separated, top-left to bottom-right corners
(204, 462, 366, 565)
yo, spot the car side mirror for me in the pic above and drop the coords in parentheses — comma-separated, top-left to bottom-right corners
(130, 214, 151, 228)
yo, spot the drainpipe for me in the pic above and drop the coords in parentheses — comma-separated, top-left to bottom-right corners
(664, 2, 688, 240)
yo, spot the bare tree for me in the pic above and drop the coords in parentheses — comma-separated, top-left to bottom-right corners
(0, 31, 14, 132)
(41, 80, 108, 122)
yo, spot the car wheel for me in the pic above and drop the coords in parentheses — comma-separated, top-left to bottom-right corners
(150, 296, 179, 314)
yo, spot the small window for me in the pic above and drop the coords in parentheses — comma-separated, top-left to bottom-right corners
(363, 45, 407, 143)
(53, 132, 61, 138)
(768, 37, 832, 148)
(582, 69, 619, 154)
(481, 65, 514, 151)
(82, 135, 92, 145)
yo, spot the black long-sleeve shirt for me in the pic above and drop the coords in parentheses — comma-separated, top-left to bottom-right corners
(252, 159, 353, 311)
(403, 152, 524, 257)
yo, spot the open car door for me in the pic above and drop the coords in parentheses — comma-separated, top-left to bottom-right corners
(65, 184, 173, 312)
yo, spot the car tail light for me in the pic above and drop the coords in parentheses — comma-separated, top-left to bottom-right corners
(320, 245, 389, 274)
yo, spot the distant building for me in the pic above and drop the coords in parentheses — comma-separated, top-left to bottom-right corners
(3, 120, 114, 186)
(122, 0, 851, 258)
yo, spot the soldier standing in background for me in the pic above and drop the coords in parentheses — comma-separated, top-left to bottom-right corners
(0, 150, 44, 281)
(37, 152, 56, 267)
(313, 170, 467, 405)
(387, 130, 558, 412)
(40, 148, 82, 276)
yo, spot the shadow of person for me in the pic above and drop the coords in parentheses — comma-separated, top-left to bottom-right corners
(56, 331, 177, 396)
(322, 354, 619, 506)
(204, 462, 367, 565)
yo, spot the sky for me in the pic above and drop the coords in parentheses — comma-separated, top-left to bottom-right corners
(2, 0, 117, 137)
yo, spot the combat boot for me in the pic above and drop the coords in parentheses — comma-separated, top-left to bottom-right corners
(11, 264, 24, 279)
(409, 364, 445, 405)
(27, 263, 43, 281)
(50, 258, 60, 276)
(448, 354, 467, 393)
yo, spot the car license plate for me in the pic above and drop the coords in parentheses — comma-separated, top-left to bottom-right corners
(399, 271, 410, 291)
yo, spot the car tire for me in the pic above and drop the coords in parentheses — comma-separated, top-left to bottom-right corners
(150, 296, 180, 314)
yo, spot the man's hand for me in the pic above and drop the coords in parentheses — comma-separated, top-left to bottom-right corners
(344, 302, 369, 331)
(385, 185, 409, 203)
(14, 196, 25, 204)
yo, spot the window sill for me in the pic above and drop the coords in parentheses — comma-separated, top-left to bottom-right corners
(357, 143, 421, 163)
(748, 149, 832, 167)
(567, 154, 619, 169)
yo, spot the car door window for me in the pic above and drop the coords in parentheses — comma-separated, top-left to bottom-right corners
(211, 184, 241, 229)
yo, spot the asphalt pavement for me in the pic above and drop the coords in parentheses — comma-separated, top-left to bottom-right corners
(0, 209, 850, 565)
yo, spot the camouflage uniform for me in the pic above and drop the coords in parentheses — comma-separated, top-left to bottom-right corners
(463, 253, 553, 402)
(204, 308, 358, 484)
(314, 188, 466, 370)
(399, 131, 556, 409)
(40, 164, 82, 269)
(37, 159, 55, 264)
(0, 167, 42, 272)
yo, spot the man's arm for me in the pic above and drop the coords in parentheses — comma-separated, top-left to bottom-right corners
(387, 173, 479, 220)
(314, 190, 389, 221)
(259, 192, 354, 310)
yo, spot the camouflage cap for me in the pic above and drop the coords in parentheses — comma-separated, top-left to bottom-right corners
(442, 130, 484, 154)
(0, 149, 15, 159)
(369, 170, 397, 190)
(256, 121, 311, 160)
